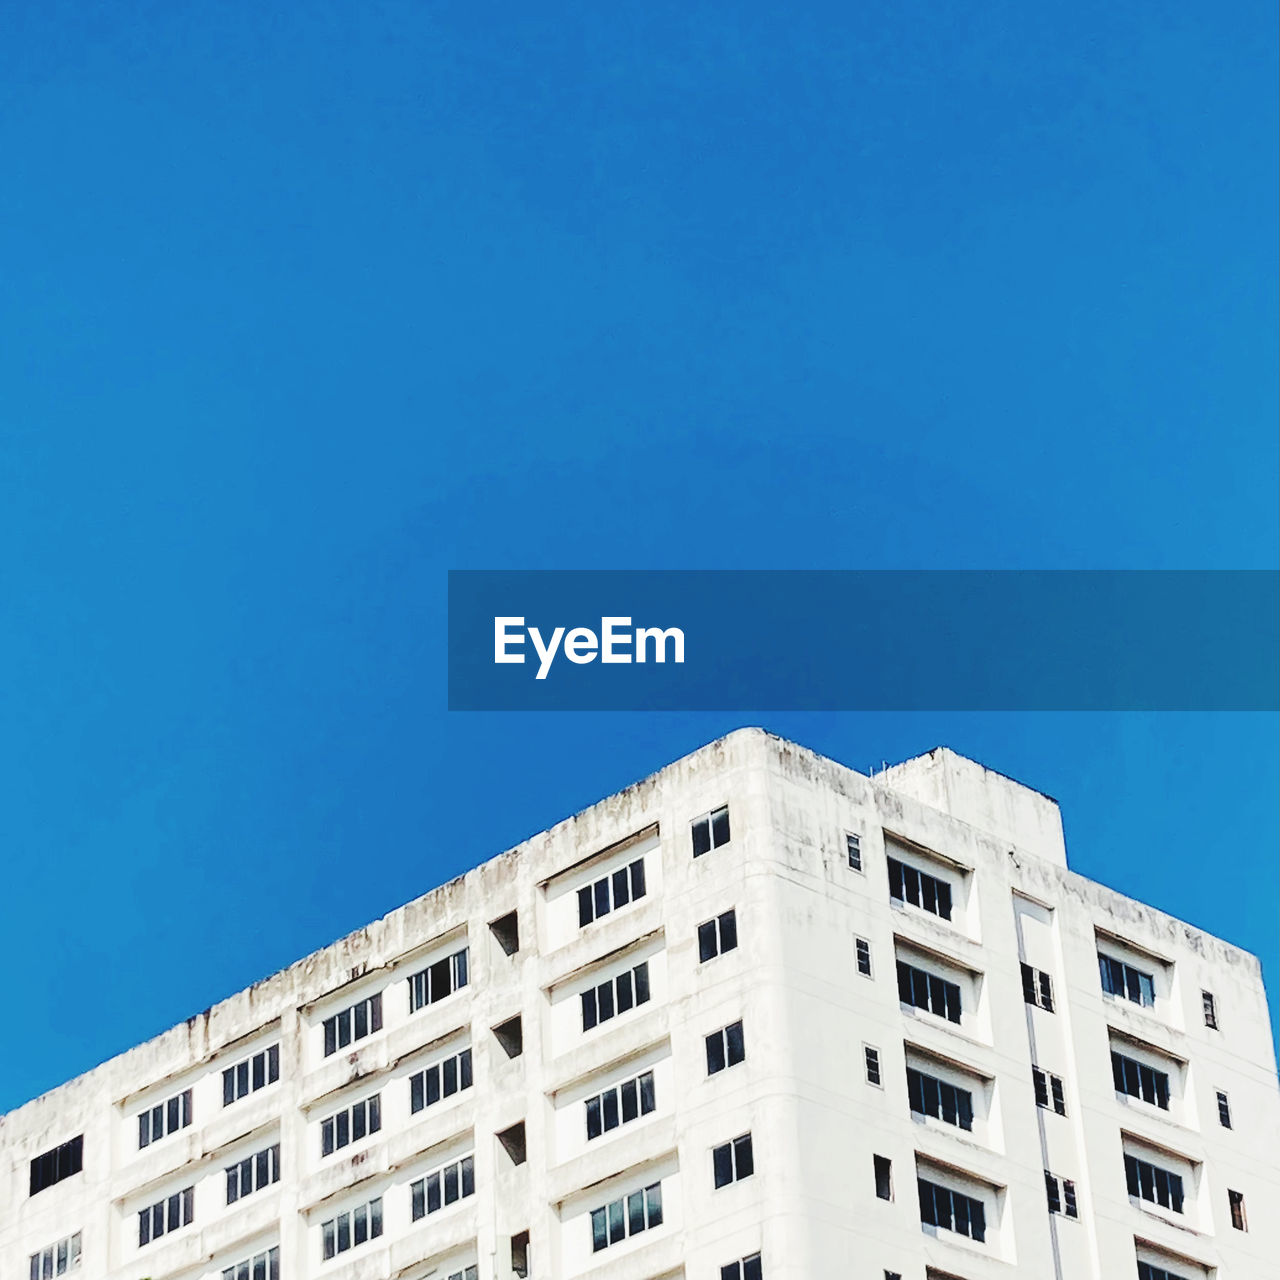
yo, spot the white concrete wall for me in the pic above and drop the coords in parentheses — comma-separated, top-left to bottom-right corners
(1, 728, 1276, 1280)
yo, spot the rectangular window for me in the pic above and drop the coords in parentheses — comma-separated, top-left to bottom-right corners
(1032, 1066, 1067, 1116)
(1229, 1189, 1247, 1231)
(692, 805, 731, 857)
(1137, 1264, 1193, 1280)
(137, 1186, 195, 1247)
(896, 959, 962, 1023)
(222, 1045, 281, 1102)
(28, 1232, 81, 1279)
(1020, 962, 1055, 1011)
(887, 856, 953, 921)
(408, 947, 469, 1015)
(1110, 1051, 1170, 1109)
(847, 832, 863, 871)
(874, 1154, 893, 1200)
(855, 937, 872, 977)
(321, 1094, 382, 1157)
(585, 1069, 656, 1140)
(446, 1269, 479, 1280)
(706, 1020, 746, 1075)
(321, 1196, 383, 1260)
(590, 1182, 663, 1251)
(713, 1133, 754, 1188)
(864, 1045, 882, 1086)
(1045, 1171, 1078, 1218)
(580, 961, 651, 1032)
(410, 1154, 476, 1220)
(1215, 1090, 1231, 1128)
(1098, 953, 1155, 1007)
(917, 1177, 986, 1242)
(409, 1047, 473, 1114)
(578, 857, 647, 926)
(29, 1136, 84, 1196)
(225, 1142, 280, 1205)
(907, 1066, 973, 1130)
(721, 1256, 763, 1280)
(138, 1088, 193, 1149)
(222, 1247, 280, 1280)
(1124, 1153, 1185, 1213)
(1202, 990, 1218, 1029)
(698, 909, 739, 961)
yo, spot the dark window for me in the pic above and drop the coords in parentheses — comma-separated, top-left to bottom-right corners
(409, 1048, 473, 1114)
(855, 937, 872, 977)
(896, 959, 962, 1023)
(887, 856, 953, 920)
(1032, 1066, 1067, 1116)
(1229, 1189, 1247, 1231)
(874, 1154, 893, 1200)
(225, 1143, 280, 1204)
(590, 1183, 663, 1251)
(1045, 1171, 1078, 1218)
(221, 1247, 280, 1280)
(585, 1069, 656, 1139)
(917, 1177, 986, 1242)
(27, 1232, 82, 1279)
(321, 1095, 382, 1157)
(721, 1255, 763, 1280)
(1202, 990, 1218, 1029)
(323, 989, 385, 1056)
(578, 857, 648, 927)
(1110, 1050, 1170, 1109)
(907, 1065, 973, 1130)
(713, 1133, 754, 1188)
(321, 1197, 383, 1260)
(847, 833, 863, 871)
(692, 806, 731, 857)
(1021, 963, 1055, 1011)
(1098, 953, 1155, 1007)
(707, 1020, 746, 1074)
(410, 1155, 476, 1220)
(138, 1185, 194, 1247)
(699, 909, 739, 961)
(1137, 1264, 1193, 1280)
(1216, 1090, 1231, 1128)
(29, 1136, 83, 1196)
(581, 961, 651, 1033)
(1124, 1153, 1185, 1213)
(865, 1046, 882, 1086)
(139, 1088, 193, 1149)
(408, 948, 469, 1014)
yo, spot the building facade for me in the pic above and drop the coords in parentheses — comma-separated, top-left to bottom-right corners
(2, 729, 1277, 1280)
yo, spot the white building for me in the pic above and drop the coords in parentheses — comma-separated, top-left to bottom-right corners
(2, 729, 1277, 1280)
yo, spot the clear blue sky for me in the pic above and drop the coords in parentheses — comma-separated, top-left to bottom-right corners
(1, 1, 1275, 1112)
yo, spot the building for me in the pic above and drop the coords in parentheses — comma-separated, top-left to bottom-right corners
(2, 729, 1277, 1280)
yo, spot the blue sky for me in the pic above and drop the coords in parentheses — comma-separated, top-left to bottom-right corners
(0, 1, 1275, 1112)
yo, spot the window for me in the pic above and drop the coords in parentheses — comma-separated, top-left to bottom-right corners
(29, 1136, 83, 1196)
(1228, 1188, 1247, 1231)
(410, 1154, 476, 1219)
(578, 858, 647, 926)
(917, 1177, 986, 1242)
(1032, 1066, 1066, 1116)
(1202, 990, 1218, 1029)
(887, 856, 953, 920)
(586, 1069, 657, 1139)
(138, 1186, 194, 1246)
(1099, 953, 1155, 1007)
(1020, 963, 1055, 1012)
(408, 947, 469, 1013)
(707, 1020, 746, 1074)
(222, 1247, 280, 1280)
(581, 961, 651, 1031)
(874, 1154, 893, 1200)
(692, 805, 731, 857)
(721, 1255, 763, 1280)
(713, 1132, 755, 1188)
(28, 1232, 81, 1278)
(865, 1046, 882, 1086)
(855, 937, 873, 977)
(410, 1047, 473, 1113)
(321, 1095, 382, 1157)
(1216, 1090, 1231, 1128)
(1137, 1264, 1192, 1280)
(896, 959, 962, 1023)
(1124, 1153, 1184, 1213)
(223, 1044, 280, 1101)
(1044, 1171, 1078, 1218)
(698, 909, 739, 961)
(138, 1088, 192, 1149)
(907, 1066, 973, 1130)
(847, 832, 863, 871)
(225, 1142, 280, 1204)
(1110, 1051, 1169, 1109)
(321, 1196, 382, 1260)
(447, 1268, 479, 1280)
(590, 1182, 663, 1251)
